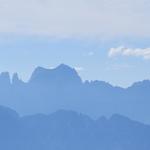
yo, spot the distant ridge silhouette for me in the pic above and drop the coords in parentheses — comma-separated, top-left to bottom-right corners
(0, 105, 149, 150)
(0, 64, 150, 123)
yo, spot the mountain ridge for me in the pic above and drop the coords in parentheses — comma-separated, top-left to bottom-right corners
(0, 64, 150, 123)
(0, 105, 149, 150)
(1, 64, 149, 88)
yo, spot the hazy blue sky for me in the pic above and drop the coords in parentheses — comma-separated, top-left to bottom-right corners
(0, 0, 150, 87)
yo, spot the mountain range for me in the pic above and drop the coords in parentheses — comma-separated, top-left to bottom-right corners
(0, 64, 150, 123)
(0, 105, 150, 150)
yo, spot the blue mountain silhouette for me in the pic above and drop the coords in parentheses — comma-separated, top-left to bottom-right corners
(0, 105, 149, 150)
(0, 64, 150, 123)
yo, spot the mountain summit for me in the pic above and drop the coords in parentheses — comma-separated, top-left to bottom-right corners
(29, 64, 82, 85)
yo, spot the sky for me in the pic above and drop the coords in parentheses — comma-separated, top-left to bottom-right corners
(0, 0, 150, 87)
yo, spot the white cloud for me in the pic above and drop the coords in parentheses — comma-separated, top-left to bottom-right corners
(74, 67, 84, 72)
(108, 46, 150, 59)
(0, 0, 149, 38)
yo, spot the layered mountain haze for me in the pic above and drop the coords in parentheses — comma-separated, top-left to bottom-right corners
(0, 64, 150, 123)
(0, 0, 149, 148)
(0, 105, 150, 150)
